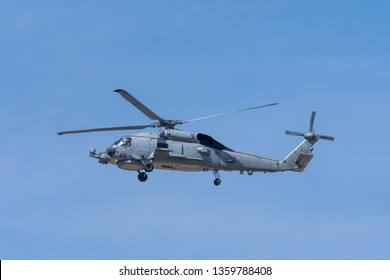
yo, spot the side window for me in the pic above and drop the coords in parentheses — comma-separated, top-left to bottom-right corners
(123, 138, 132, 146)
(157, 142, 168, 149)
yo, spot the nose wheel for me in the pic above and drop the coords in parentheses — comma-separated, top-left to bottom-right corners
(213, 170, 222, 186)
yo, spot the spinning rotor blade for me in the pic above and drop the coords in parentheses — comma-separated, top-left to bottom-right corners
(309, 111, 316, 132)
(182, 103, 279, 124)
(114, 89, 164, 121)
(58, 90, 279, 135)
(286, 130, 305, 137)
(318, 135, 335, 141)
(57, 125, 151, 135)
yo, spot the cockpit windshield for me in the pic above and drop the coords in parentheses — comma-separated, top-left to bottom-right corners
(113, 138, 122, 145)
(112, 137, 132, 146)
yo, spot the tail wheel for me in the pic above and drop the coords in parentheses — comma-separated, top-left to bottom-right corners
(213, 170, 221, 186)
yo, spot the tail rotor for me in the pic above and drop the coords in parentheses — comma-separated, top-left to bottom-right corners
(286, 111, 334, 142)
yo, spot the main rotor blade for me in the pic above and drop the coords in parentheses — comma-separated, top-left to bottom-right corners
(309, 111, 316, 132)
(182, 102, 279, 124)
(114, 89, 164, 121)
(57, 125, 151, 135)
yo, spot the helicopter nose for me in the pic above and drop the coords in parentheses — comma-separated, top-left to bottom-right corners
(106, 147, 116, 157)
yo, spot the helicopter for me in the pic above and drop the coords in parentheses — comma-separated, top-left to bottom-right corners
(58, 89, 334, 186)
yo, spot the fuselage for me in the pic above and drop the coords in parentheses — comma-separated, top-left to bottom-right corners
(94, 130, 281, 174)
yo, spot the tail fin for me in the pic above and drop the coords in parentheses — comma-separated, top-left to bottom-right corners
(279, 111, 334, 172)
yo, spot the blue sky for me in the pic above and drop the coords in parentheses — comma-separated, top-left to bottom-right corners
(1, 0, 389, 259)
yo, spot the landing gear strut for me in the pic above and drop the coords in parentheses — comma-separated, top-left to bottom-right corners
(137, 171, 148, 182)
(213, 170, 221, 186)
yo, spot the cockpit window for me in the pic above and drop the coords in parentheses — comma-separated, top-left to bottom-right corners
(112, 137, 132, 146)
(113, 138, 122, 145)
(122, 137, 131, 146)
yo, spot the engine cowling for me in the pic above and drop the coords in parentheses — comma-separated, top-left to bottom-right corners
(162, 129, 198, 143)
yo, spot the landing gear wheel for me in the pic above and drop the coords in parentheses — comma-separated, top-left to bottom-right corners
(137, 172, 148, 182)
(212, 170, 221, 186)
(144, 162, 154, 173)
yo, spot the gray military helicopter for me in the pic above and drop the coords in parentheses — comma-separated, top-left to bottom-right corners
(58, 89, 334, 185)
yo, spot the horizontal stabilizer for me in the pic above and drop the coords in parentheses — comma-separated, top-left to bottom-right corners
(293, 152, 313, 172)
